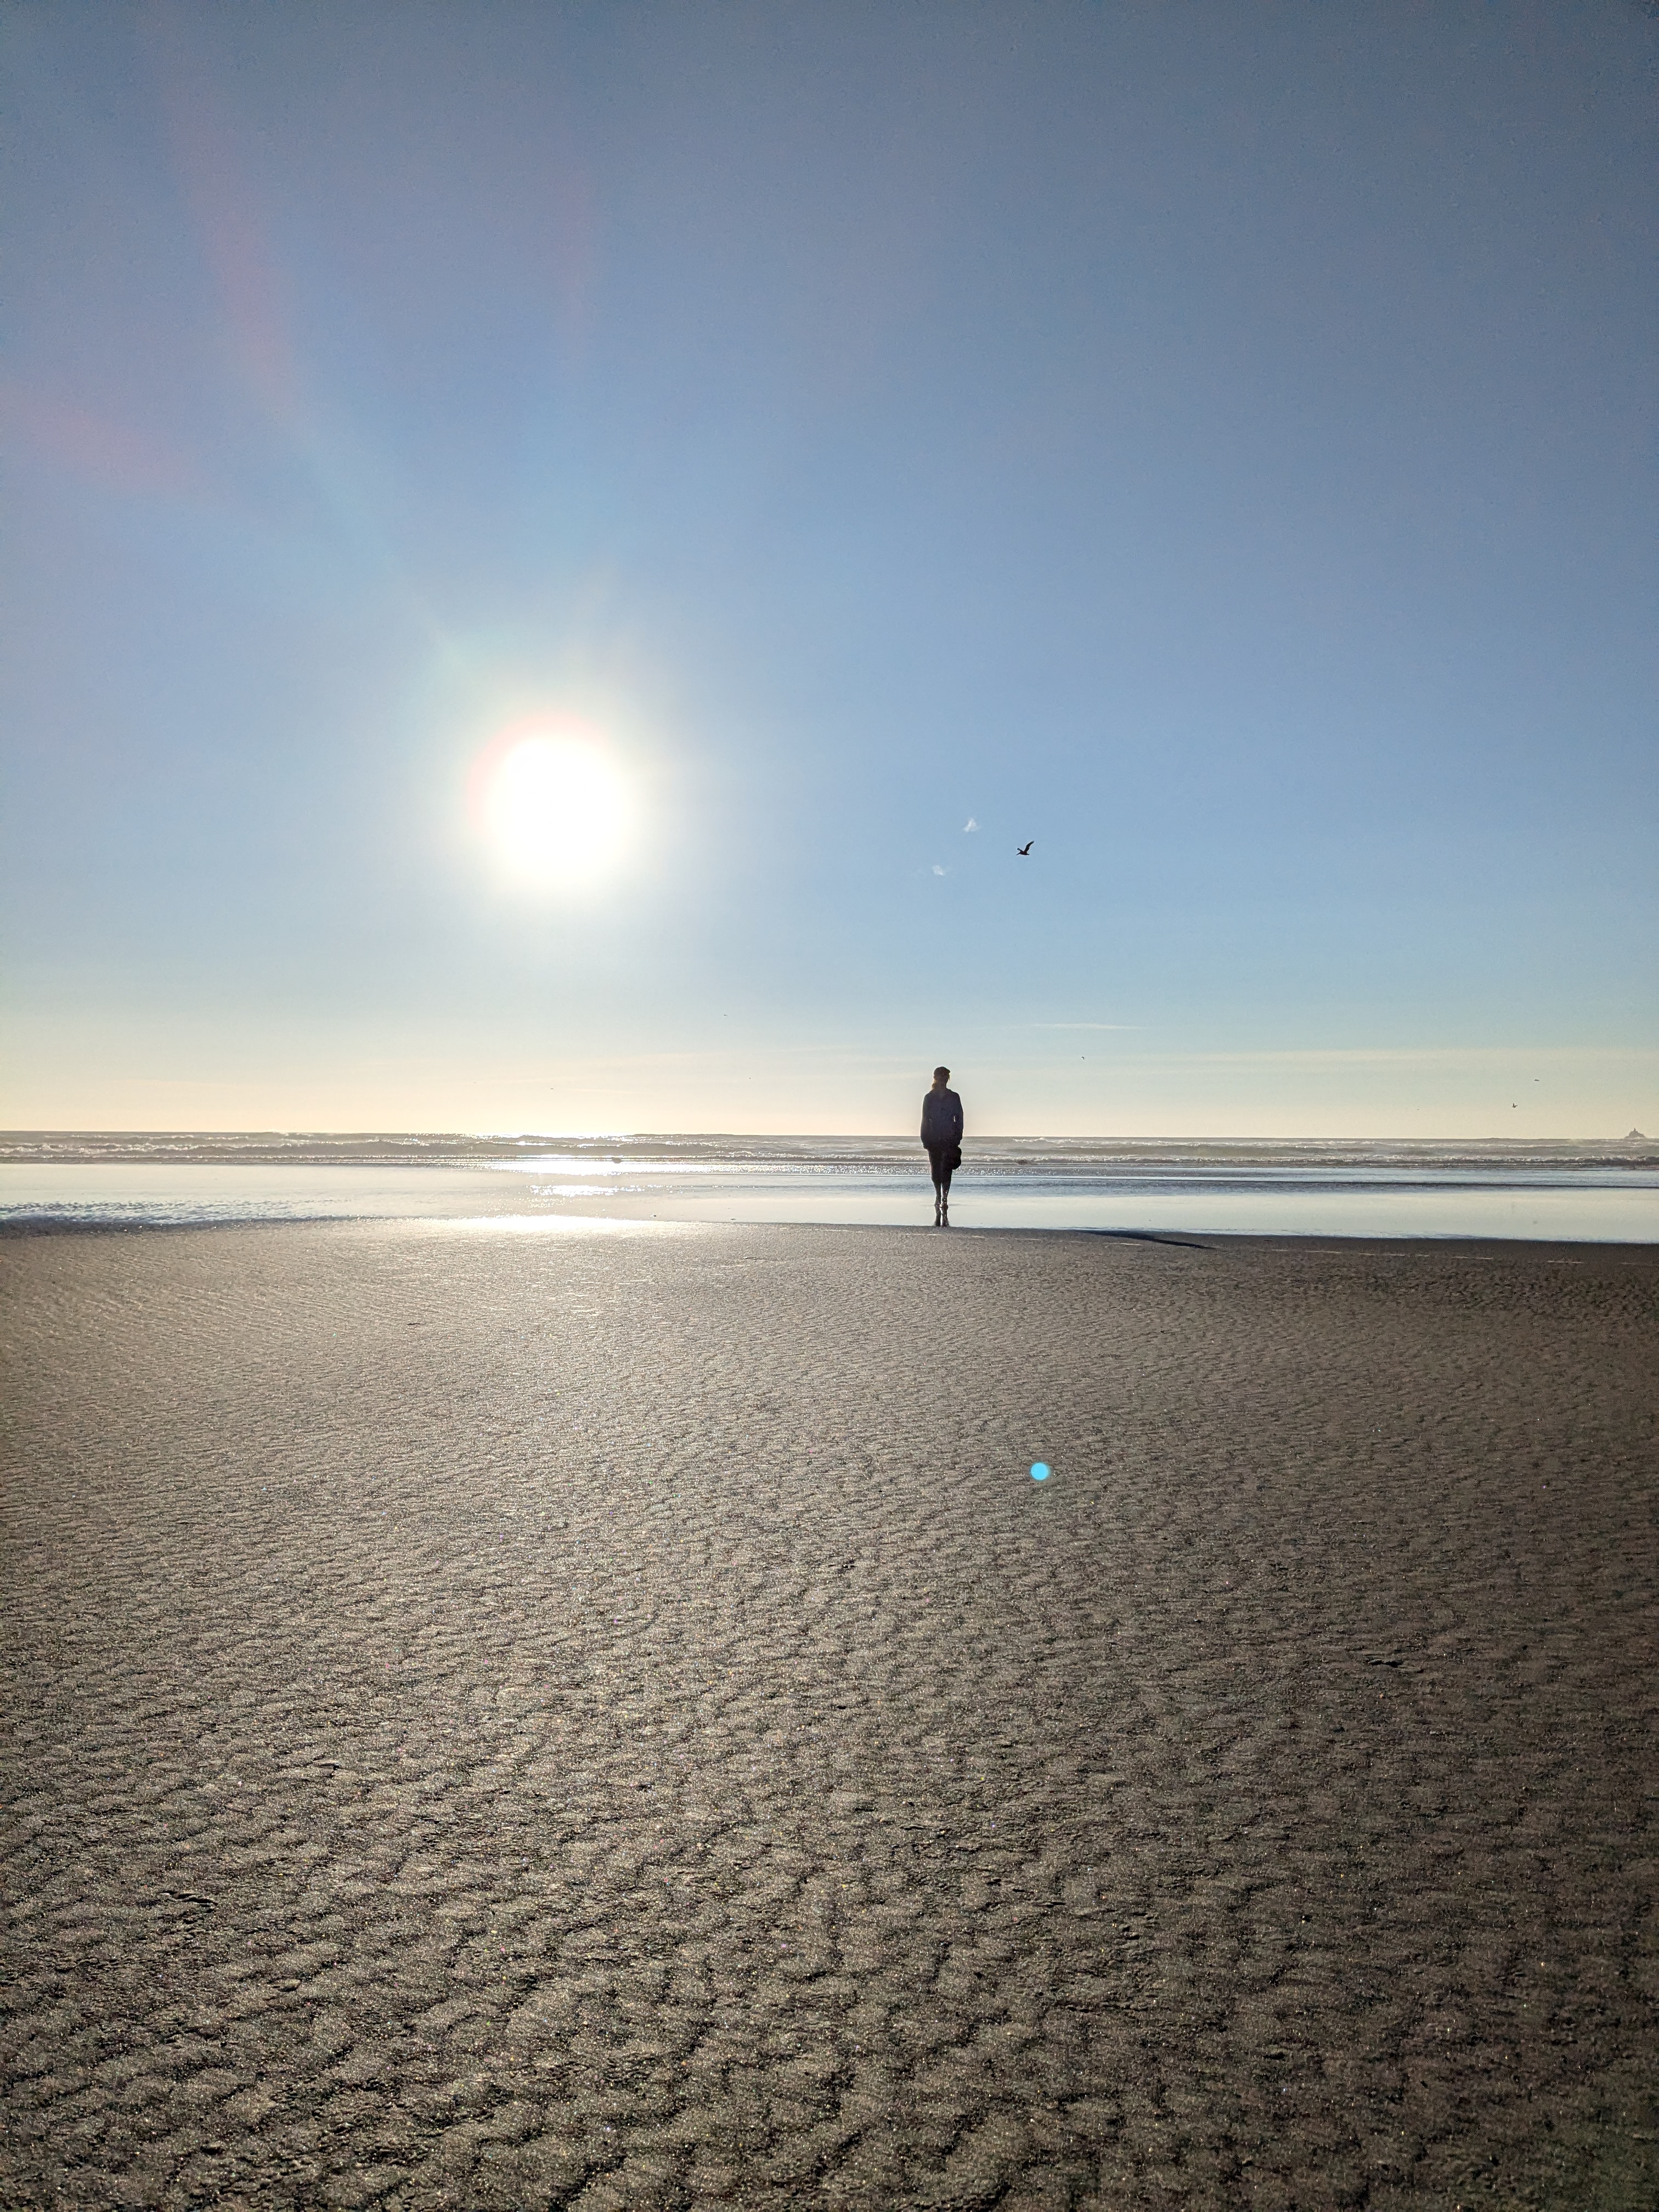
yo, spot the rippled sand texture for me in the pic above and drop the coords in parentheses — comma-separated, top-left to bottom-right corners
(3, 1222, 1655, 2212)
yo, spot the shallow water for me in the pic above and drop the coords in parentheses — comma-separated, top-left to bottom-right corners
(2, 1133, 1655, 1239)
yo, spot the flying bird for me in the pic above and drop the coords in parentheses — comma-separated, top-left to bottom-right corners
(1017, 840, 1034, 856)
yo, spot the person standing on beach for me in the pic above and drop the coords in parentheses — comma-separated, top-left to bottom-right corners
(921, 1066, 964, 1226)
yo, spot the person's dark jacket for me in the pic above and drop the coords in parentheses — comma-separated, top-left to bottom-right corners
(920, 1086, 963, 1150)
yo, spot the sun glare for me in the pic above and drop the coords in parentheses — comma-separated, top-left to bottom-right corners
(477, 723, 631, 887)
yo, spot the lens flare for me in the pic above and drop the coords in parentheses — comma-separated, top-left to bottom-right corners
(476, 722, 631, 887)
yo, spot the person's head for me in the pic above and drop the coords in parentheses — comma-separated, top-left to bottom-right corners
(933, 1065, 950, 1086)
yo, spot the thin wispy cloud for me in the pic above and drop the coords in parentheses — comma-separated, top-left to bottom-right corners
(1146, 1047, 1659, 1070)
(1034, 1022, 1141, 1031)
(932, 864, 947, 876)
(963, 817, 978, 832)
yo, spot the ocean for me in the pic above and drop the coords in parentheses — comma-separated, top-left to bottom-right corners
(2, 1131, 1655, 1240)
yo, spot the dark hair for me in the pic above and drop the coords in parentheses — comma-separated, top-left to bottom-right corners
(934, 1066, 950, 1080)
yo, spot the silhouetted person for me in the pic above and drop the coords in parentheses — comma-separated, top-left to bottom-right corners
(921, 1066, 964, 1225)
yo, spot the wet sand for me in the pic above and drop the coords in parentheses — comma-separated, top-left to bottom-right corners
(2, 1220, 1655, 2210)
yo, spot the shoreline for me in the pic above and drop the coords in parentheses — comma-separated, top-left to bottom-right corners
(8, 1142, 1657, 1247)
(3, 1205, 1658, 1256)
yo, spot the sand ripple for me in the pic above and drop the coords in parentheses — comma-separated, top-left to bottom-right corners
(2, 1223, 1655, 2208)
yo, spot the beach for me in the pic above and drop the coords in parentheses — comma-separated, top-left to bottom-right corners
(2, 1219, 1655, 2210)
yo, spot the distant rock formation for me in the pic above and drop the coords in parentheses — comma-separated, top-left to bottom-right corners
(1626, 1128, 1647, 1142)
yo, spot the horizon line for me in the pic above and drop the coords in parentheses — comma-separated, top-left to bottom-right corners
(2, 1126, 1650, 1146)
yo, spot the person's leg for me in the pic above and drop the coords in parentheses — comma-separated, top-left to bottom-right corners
(929, 1150, 955, 1221)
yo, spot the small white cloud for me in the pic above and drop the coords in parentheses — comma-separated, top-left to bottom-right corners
(963, 817, 979, 832)
(933, 864, 947, 876)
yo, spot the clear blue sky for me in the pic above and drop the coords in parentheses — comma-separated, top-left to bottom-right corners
(3, 2, 1654, 1135)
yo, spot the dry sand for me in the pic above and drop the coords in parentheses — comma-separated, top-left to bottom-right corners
(2, 1220, 1655, 2212)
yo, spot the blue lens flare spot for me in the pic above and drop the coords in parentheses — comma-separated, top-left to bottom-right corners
(1030, 1462, 1051, 1482)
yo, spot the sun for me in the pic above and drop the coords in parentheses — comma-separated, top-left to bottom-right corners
(475, 720, 632, 887)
